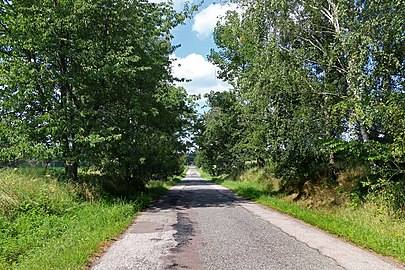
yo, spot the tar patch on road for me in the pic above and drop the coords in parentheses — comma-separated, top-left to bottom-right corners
(163, 209, 203, 270)
(163, 189, 204, 270)
(172, 212, 194, 251)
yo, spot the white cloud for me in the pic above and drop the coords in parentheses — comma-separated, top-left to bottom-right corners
(148, 0, 192, 10)
(192, 3, 239, 39)
(172, 53, 230, 96)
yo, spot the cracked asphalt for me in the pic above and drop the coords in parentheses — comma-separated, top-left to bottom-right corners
(90, 166, 404, 270)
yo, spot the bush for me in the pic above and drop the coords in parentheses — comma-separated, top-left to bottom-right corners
(364, 178, 405, 216)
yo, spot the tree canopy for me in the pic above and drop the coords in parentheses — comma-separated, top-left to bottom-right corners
(196, 0, 404, 208)
(0, 0, 195, 192)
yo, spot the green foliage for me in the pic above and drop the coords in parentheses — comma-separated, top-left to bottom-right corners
(364, 178, 405, 216)
(196, 0, 405, 208)
(195, 91, 247, 176)
(0, 0, 194, 190)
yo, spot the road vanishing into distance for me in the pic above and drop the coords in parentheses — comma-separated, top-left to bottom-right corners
(91, 166, 404, 270)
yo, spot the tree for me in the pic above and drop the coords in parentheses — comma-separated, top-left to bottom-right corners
(201, 0, 404, 198)
(0, 0, 194, 191)
(196, 91, 247, 175)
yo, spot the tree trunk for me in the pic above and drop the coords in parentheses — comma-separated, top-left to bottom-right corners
(65, 161, 78, 179)
(347, 58, 369, 143)
(257, 157, 265, 168)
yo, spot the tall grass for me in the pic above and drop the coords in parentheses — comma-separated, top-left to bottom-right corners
(0, 168, 185, 269)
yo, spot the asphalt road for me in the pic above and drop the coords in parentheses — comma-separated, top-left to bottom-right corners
(91, 166, 404, 270)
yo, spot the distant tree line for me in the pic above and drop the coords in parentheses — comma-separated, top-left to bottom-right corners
(0, 0, 195, 192)
(196, 0, 404, 209)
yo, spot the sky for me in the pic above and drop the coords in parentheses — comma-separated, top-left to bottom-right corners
(152, 0, 238, 111)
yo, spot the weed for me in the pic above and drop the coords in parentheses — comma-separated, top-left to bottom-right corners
(0, 167, 186, 269)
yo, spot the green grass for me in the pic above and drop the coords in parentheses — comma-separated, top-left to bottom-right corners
(199, 169, 405, 263)
(0, 167, 186, 270)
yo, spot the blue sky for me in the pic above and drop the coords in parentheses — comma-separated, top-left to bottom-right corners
(151, 0, 238, 107)
(171, 15, 215, 58)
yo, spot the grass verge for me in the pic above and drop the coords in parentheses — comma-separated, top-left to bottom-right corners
(198, 169, 405, 263)
(0, 167, 186, 270)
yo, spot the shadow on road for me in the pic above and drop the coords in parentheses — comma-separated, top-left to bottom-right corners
(147, 177, 247, 212)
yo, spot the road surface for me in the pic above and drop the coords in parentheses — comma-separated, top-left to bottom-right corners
(91, 166, 404, 270)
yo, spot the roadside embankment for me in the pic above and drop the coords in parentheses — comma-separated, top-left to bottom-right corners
(0, 167, 186, 269)
(199, 168, 405, 264)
